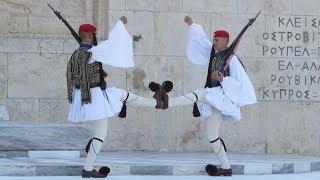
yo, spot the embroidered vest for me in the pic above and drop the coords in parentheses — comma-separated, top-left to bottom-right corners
(67, 46, 107, 104)
(205, 47, 230, 88)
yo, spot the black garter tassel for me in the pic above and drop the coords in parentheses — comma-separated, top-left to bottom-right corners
(192, 92, 201, 117)
(118, 93, 129, 118)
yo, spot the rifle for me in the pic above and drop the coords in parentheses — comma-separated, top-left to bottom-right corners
(47, 3, 82, 44)
(213, 11, 261, 75)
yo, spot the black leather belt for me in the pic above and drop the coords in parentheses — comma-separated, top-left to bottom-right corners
(75, 83, 100, 89)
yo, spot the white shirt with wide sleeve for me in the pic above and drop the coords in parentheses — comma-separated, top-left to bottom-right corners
(221, 55, 257, 106)
(186, 23, 212, 65)
(88, 20, 134, 67)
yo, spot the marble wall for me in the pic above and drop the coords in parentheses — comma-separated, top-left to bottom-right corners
(0, 0, 319, 157)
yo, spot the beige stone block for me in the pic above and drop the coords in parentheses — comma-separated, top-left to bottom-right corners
(264, 15, 319, 59)
(126, 56, 183, 96)
(1, 0, 87, 34)
(154, 107, 184, 151)
(55, 0, 86, 17)
(108, 11, 154, 55)
(28, 16, 83, 35)
(0, 99, 39, 121)
(85, 0, 94, 19)
(182, 57, 207, 93)
(39, 38, 65, 54)
(0, 10, 10, 33)
(155, 12, 186, 56)
(126, 0, 154, 11)
(155, 0, 183, 12)
(292, 0, 320, 15)
(39, 99, 70, 123)
(6, 14, 29, 33)
(266, 101, 320, 156)
(183, 0, 237, 13)
(155, 12, 210, 56)
(62, 37, 79, 54)
(0, 53, 7, 98)
(126, 56, 159, 97)
(211, 14, 266, 58)
(174, 106, 209, 152)
(103, 65, 127, 89)
(221, 102, 268, 153)
(2, 34, 33, 39)
(157, 56, 183, 96)
(32, 34, 67, 39)
(0, 37, 38, 53)
(8, 53, 68, 98)
(91, 0, 109, 38)
(238, 0, 291, 14)
(105, 106, 157, 151)
(0, 0, 33, 15)
(242, 57, 274, 100)
(6, 0, 87, 17)
(245, 57, 320, 101)
(108, 0, 126, 10)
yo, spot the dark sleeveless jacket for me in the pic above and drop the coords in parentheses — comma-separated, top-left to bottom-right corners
(66, 43, 108, 104)
(205, 47, 230, 88)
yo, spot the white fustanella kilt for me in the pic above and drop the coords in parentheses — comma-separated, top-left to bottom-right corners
(198, 87, 241, 122)
(68, 87, 123, 122)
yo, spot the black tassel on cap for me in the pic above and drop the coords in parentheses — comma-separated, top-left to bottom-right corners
(118, 93, 129, 118)
(192, 92, 201, 117)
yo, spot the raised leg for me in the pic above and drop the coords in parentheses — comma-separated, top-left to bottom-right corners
(169, 89, 206, 107)
(119, 89, 157, 107)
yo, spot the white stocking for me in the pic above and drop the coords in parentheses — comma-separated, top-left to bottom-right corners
(119, 89, 157, 107)
(206, 108, 231, 169)
(83, 118, 108, 171)
(169, 89, 207, 107)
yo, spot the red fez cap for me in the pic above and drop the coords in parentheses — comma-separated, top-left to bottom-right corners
(213, 30, 229, 38)
(79, 24, 97, 33)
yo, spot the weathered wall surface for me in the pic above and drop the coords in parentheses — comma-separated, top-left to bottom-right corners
(0, 0, 319, 157)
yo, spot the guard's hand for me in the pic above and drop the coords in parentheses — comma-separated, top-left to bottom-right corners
(184, 16, 193, 25)
(120, 16, 127, 24)
(211, 71, 223, 82)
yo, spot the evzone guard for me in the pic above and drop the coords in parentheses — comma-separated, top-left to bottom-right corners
(65, 17, 172, 178)
(158, 13, 260, 176)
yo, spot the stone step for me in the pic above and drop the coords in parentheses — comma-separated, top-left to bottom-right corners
(0, 151, 319, 176)
(0, 121, 93, 151)
(28, 151, 80, 159)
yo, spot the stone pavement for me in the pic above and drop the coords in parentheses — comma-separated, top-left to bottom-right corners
(0, 151, 319, 176)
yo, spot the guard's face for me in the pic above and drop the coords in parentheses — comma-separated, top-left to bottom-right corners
(80, 31, 94, 44)
(213, 37, 229, 51)
(88, 33, 94, 42)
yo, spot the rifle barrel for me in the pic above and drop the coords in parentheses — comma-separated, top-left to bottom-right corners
(47, 3, 55, 12)
(254, 11, 262, 19)
(47, 3, 82, 44)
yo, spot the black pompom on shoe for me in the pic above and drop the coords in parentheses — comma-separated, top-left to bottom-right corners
(149, 82, 160, 92)
(205, 164, 217, 176)
(99, 166, 110, 176)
